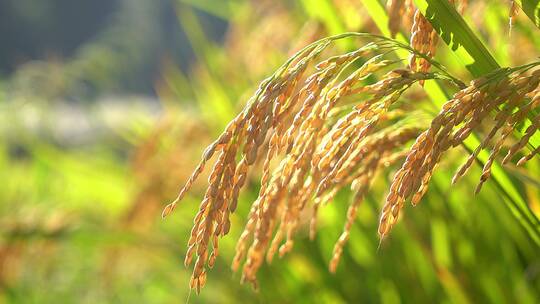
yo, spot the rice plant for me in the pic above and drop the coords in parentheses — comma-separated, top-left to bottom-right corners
(163, 1, 540, 294)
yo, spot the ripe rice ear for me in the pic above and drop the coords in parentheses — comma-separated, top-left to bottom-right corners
(162, 32, 540, 291)
(379, 67, 540, 239)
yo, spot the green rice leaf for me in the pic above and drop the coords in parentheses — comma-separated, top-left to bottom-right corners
(515, 0, 540, 29)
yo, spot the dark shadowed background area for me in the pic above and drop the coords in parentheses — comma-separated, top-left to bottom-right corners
(0, 0, 227, 96)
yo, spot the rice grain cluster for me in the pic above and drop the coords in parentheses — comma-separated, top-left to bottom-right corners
(162, 34, 540, 292)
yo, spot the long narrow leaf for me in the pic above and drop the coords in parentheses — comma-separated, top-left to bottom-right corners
(413, 0, 500, 76)
(516, 0, 540, 29)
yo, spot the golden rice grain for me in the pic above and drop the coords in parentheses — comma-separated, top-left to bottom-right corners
(379, 68, 540, 239)
(163, 33, 540, 292)
(409, 10, 438, 80)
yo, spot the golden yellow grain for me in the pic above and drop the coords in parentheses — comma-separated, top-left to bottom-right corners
(379, 69, 540, 239)
(409, 10, 438, 78)
(164, 30, 540, 291)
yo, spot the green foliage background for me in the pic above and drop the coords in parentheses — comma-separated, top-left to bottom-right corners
(0, 0, 539, 303)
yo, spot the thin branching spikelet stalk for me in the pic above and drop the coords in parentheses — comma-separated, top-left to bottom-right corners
(162, 32, 540, 292)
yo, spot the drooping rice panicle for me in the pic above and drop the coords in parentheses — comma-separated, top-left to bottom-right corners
(409, 9, 438, 80)
(163, 32, 540, 292)
(408, 0, 463, 80)
(379, 67, 540, 239)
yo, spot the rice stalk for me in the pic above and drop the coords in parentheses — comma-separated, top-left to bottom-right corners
(162, 33, 540, 292)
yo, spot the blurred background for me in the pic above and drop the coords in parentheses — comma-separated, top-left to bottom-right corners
(0, 0, 539, 303)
